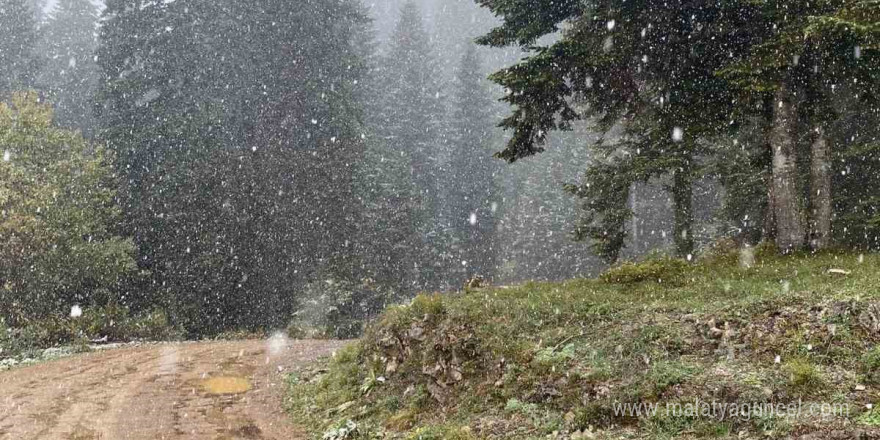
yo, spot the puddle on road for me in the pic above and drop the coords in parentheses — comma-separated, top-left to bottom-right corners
(201, 376, 252, 395)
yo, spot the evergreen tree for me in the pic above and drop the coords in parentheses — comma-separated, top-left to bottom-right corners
(720, 0, 880, 251)
(96, 0, 373, 334)
(370, 1, 447, 290)
(38, 0, 100, 135)
(477, 0, 880, 258)
(0, 0, 40, 94)
(476, 0, 748, 261)
(443, 44, 500, 282)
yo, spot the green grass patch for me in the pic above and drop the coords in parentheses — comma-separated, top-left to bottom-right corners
(287, 251, 880, 439)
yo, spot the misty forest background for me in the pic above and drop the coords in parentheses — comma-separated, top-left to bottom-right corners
(1, 0, 880, 340)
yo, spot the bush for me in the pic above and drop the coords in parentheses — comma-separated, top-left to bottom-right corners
(0, 306, 180, 359)
(0, 92, 137, 325)
(600, 256, 689, 284)
(288, 278, 397, 339)
(130, 309, 183, 341)
(782, 358, 824, 395)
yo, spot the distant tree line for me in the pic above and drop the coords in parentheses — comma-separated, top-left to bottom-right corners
(6, 0, 874, 338)
(0, 0, 504, 336)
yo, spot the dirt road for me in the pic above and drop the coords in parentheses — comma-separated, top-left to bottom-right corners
(0, 339, 345, 440)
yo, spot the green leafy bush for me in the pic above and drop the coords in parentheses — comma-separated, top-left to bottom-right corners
(0, 92, 137, 325)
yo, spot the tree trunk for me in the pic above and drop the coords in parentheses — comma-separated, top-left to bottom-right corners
(630, 183, 640, 254)
(810, 126, 832, 250)
(770, 83, 806, 252)
(763, 174, 777, 242)
(672, 165, 694, 258)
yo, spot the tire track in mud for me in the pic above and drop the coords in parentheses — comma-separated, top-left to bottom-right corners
(0, 339, 344, 439)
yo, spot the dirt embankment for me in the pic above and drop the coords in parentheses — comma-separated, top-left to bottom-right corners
(0, 339, 345, 440)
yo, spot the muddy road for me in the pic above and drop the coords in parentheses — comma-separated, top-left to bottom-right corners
(0, 339, 345, 439)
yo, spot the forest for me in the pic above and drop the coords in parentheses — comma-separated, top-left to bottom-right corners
(1, 0, 879, 346)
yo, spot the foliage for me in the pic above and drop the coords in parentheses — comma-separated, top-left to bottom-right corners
(288, 278, 398, 339)
(476, 0, 880, 258)
(834, 142, 880, 249)
(0, 92, 137, 325)
(362, 1, 449, 291)
(0, 0, 40, 94)
(861, 345, 880, 383)
(36, 0, 101, 135)
(600, 256, 688, 285)
(782, 358, 825, 395)
(0, 305, 181, 359)
(96, 0, 373, 335)
(859, 407, 880, 427)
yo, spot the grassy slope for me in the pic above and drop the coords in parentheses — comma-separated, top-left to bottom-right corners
(287, 249, 880, 439)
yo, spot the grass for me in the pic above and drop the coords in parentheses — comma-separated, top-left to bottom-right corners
(286, 249, 880, 439)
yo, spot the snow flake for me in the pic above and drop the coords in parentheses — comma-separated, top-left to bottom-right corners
(602, 36, 614, 53)
(135, 88, 161, 107)
(672, 127, 684, 142)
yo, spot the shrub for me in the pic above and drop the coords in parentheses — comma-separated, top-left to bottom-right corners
(0, 92, 137, 325)
(289, 278, 398, 339)
(131, 309, 183, 341)
(600, 256, 689, 285)
(782, 358, 824, 394)
(0, 306, 180, 359)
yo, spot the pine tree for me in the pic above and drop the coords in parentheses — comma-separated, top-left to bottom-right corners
(38, 0, 100, 135)
(443, 44, 500, 282)
(477, 0, 880, 258)
(720, 0, 880, 251)
(476, 0, 750, 261)
(0, 0, 40, 94)
(96, 0, 374, 334)
(370, 0, 447, 289)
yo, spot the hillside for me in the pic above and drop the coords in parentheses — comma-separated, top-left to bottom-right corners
(286, 248, 880, 439)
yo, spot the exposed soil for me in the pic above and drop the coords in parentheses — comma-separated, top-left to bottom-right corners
(0, 339, 345, 439)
